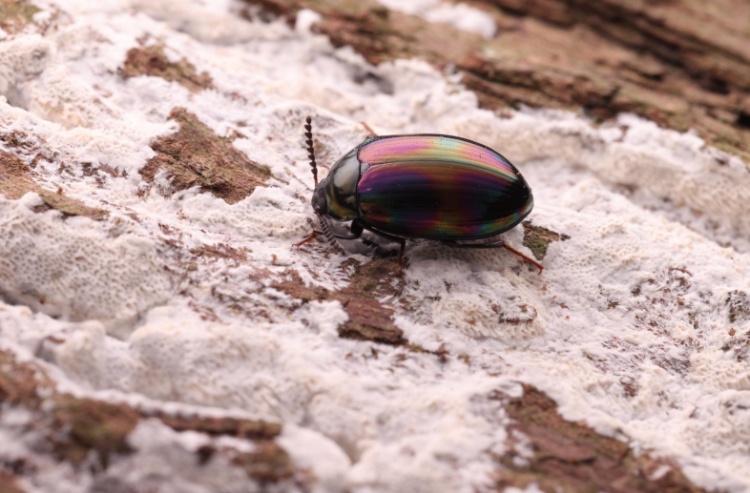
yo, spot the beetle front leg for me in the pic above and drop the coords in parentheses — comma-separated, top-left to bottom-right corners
(294, 229, 321, 248)
(295, 215, 340, 249)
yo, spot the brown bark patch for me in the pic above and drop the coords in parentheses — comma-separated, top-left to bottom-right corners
(336, 257, 405, 344)
(522, 222, 569, 261)
(483, 0, 750, 94)
(0, 349, 291, 484)
(0, 472, 25, 493)
(155, 414, 281, 440)
(273, 257, 406, 345)
(51, 397, 139, 468)
(246, 0, 479, 65)
(120, 45, 214, 93)
(0, 0, 40, 34)
(189, 243, 249, 262)
(232, 441, 294, 483)
(0, 350, 136, 470)
(0, 150, 108, 220)
(493, 384, 706, 492)
(141, 108, 271, 204)
(0, 350, 53, 407)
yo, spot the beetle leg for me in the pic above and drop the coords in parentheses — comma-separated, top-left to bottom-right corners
(358, 224, 407, 272)
(295, 215, 340, 249)
(358, 121, 379, 137)
(333, 220, 365, 240)
(502, 243, 544, 273)
(397, 240, 406, 272)
(324, 220, 407, 273)
(294, 230, 317, 248)
(337, 221, 398, 258)
(443, 239, 544, 273)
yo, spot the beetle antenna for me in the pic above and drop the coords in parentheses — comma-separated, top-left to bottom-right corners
(304, 116, 318, 187)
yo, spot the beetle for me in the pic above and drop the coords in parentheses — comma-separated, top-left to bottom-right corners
(296, 117, 542, 272)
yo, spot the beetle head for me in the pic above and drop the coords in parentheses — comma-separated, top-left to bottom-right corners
(303, 117, 361, 221)
(311, 181, 328, 214)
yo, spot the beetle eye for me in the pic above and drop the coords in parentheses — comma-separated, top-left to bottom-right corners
(312, 185, 327, 214)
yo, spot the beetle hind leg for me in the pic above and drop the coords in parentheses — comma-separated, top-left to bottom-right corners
(358, 121, 379, 137)
(443, 239, 543, 273)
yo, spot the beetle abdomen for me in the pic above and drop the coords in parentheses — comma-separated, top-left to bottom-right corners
(356, 135, 533, 240)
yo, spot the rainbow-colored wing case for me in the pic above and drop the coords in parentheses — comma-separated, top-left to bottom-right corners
(356, 135, 533, 240)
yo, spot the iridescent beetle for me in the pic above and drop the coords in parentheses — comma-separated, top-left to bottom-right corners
(296, 117, 543, 272)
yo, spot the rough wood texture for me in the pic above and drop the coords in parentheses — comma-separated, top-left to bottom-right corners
(243, 0, 750, 161)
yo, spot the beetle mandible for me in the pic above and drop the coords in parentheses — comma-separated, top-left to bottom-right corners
(296, 117, 543, 272)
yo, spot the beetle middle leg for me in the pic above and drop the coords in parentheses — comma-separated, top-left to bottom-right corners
(342, 220, 407, 271)
(360, 224, 407, 271)
(443, 239, 544, 273)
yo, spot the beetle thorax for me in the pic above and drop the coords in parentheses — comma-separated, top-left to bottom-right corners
(313, 147, 364, 221)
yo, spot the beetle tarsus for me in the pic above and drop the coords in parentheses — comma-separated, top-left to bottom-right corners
(358, 121, 379, 137)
